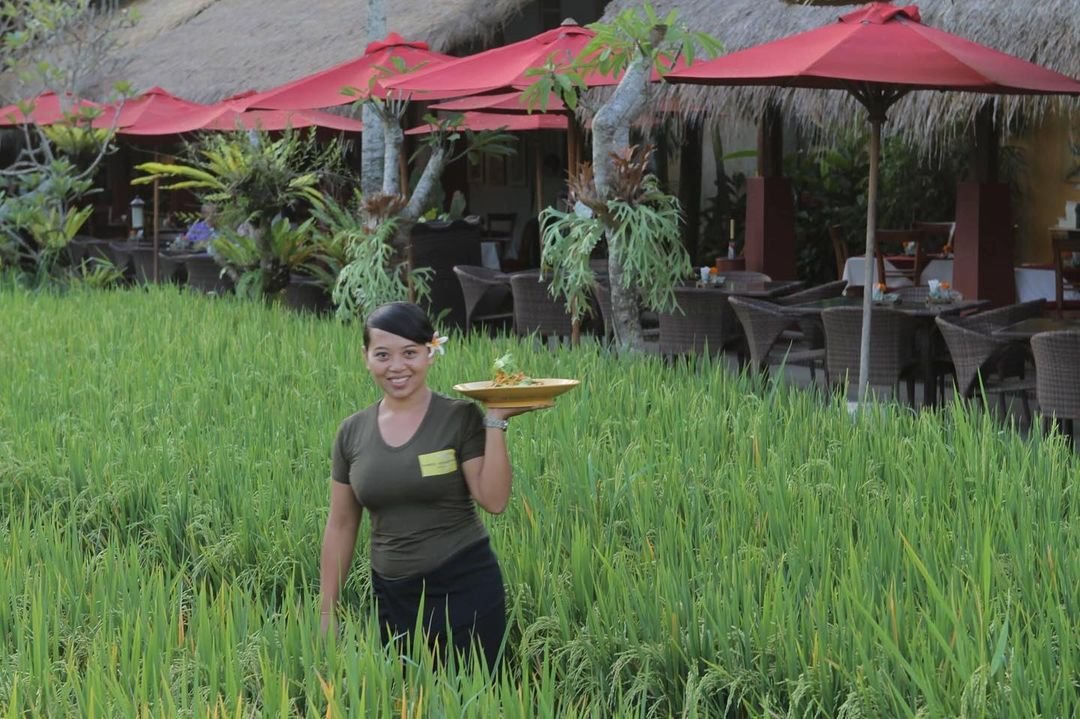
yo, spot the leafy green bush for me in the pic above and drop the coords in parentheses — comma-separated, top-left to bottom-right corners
(786, 130, 966, 284)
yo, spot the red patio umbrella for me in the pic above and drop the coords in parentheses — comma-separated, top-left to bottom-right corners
(0, 91, 102, 126)
(666, 1, 1080, 403)
(116, 92, 362, 135)
(92, 87, 209, 131)
(382, 23, 603, 101)
(248, 32, 454, 110)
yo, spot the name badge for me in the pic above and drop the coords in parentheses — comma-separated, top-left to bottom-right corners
(418, 449, 457, 477)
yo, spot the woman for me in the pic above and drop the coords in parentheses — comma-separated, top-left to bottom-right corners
(319, 302, 533, 669)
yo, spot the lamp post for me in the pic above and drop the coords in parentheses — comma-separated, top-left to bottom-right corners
(129, 196, 145, 240)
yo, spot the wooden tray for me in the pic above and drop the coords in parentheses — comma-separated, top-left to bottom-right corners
(452, 379, 580, 408)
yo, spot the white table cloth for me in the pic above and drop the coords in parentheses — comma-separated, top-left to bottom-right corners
(841, 257, 953, 287)
(480, 242, 501, 270)
(1014, 267, 1080, 303)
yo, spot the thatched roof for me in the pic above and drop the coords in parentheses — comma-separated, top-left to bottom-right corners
(593, 0, 1080, 151)
(78, 0, 533, 103)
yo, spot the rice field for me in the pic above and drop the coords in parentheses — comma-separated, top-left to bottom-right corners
(0, 284, 1077, 717)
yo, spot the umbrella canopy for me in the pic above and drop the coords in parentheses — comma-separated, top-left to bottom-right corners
(117, 95, 362, 135)
(404, 111, 567, 135)
(0, 91, 103, 126)
(665, 3, 1080, 95)
(248, 32, 454, 110)
(91, 87, 209, 131)
(665, 1, 1080, 403)
(430, 90, 566, 114)
(383, 22, 617, 100)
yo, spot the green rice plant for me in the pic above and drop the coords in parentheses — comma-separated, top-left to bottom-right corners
(0, 285, 1077, 717)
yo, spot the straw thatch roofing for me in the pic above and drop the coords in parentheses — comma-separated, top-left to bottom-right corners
(73, 0, 534, 103)
(594, 0, 1080, 151)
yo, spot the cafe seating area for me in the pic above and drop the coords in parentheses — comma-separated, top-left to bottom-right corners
(451, 257, 1080, 446)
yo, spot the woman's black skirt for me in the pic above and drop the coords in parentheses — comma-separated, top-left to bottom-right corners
(370, 537, 506, 670)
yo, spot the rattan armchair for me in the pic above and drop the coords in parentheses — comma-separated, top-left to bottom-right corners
(773, 280, 848, 306)
(719, 270, 772, 283)
(934, 316, 1033, 422)
(822, 306, 920, 403)
(657, 286, 739, 358)
(509, 271, 574, 339)
(895, 285, 930, 304)
(453, 265, 513, 335)
(962, 299, 1045, 334)
(1031, 330, 1080, 443)
(963, 299, 1044, 379)
(729, 296, 825, 381)
(771, 280, 848, 350)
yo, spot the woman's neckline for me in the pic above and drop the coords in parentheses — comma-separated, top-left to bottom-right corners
(374, 391, 437, 450)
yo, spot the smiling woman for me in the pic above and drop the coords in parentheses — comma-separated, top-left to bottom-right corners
(318, 301, 541, 669)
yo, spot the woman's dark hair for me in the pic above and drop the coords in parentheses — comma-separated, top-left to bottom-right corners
(363, 302, 434, 347)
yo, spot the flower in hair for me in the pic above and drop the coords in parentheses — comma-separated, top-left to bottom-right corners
(426, 333, 449, 358)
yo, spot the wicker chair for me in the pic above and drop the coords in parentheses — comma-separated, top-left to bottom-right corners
(895, 285, 930, 304)
(453, 265, 513, 335)
(822, 306, 920, 403)
(934, 316, 1034, 422)
(658, 286, 740, 358)
(509, 271, 574, 339)
(719, 270, 772, 283)
(963, 300, 1045, 379)
(773, 280, 848, 306)
(729, 296, 825, 380)
(771, 280, 848, 350)
(1031, 330, 1080, 443)
(875, 229, 926, 287)
(962, 299, 1045, 334)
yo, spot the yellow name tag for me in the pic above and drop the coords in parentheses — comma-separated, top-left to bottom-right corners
(418, 449, 457, 477)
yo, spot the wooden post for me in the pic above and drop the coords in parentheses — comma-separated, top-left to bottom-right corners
(152, 176, 160, 282)
(678, 122, 703, 262)
(533, 144, 543, 215)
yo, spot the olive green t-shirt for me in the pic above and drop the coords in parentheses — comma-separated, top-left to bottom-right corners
(332, 393, 488, 579)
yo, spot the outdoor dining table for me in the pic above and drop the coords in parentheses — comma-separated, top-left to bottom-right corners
(694, 279, 804, 298)
(993, 317, 1080, 341)
(784, 295, 991, 407)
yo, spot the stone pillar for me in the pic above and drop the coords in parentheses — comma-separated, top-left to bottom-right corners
(953, 182, 1015, 307)
(743, 103, 797, 280)
(744, 177, 798, 280)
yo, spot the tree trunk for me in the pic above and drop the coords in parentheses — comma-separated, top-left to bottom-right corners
(404, 145, 448, 221)
(591, 50, 654, 352)
(381, 114, 404, 196)
(361, 0, 387, 195)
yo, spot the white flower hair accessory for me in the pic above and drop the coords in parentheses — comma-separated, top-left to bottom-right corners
(426, 333, 449, 358)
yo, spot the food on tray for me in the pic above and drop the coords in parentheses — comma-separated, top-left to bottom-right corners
(491, 353, 536, 387)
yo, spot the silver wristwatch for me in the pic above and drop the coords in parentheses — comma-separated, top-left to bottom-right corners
(482, 415, 509, 431)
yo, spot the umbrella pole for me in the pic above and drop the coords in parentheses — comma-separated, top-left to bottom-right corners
(856, 115, 882, 404)
(152, 150, 160, 283)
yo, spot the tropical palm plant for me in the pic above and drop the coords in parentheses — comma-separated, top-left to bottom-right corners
(134, 129, 342, 296)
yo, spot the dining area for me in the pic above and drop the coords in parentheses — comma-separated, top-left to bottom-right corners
(455, 259, 1080, 446)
